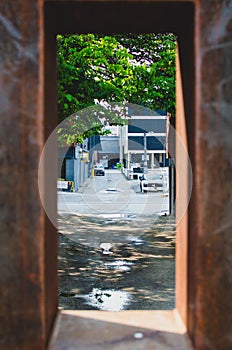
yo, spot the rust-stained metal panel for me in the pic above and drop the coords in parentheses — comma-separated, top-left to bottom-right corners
(188, 1, 232, 349)
(1, 1, 231, 350)
(0, 1, 58, 349)
(49, 310, 193, 350)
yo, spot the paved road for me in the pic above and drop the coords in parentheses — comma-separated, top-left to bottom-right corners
(58, 169, 169, 217)
(58, 170, 175, 311)
(59, 215, 176, 311)
(58, 169, 170, 249)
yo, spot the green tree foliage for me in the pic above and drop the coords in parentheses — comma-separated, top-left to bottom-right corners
(57, 35, 134, 122)
(57, 102, 127, 145)
(57, 33, 176, 143)
(114, 33, 176, 116)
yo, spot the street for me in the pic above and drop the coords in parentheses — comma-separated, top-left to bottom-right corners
(58, 169, 175, 311)
(58, 169, 169, 217)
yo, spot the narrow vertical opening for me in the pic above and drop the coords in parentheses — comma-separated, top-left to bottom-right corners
(43, 2, 195, 344)
(53, 33, 178, 312)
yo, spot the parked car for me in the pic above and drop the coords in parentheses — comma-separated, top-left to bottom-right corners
(127, 166, 144, 180)
(139, 173, 164, 192)
(94, 164, 105, 176)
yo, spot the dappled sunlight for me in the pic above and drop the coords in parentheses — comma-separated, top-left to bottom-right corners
(58, 214, 175, 310)
(58, 212, 175, 248)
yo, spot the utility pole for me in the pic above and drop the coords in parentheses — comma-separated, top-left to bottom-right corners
(119, 125, 123, 171)
(169, 159, 175, 215)
(144, 132, 148, 174)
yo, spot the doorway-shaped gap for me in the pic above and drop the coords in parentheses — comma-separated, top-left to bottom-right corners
(56, 33, 177, 311)
(43, 2, 195, 347)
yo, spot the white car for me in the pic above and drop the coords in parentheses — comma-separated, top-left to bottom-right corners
(140, 173, 164, 192)
(127, 166, 143, 180)
(94, 164, 105, 176)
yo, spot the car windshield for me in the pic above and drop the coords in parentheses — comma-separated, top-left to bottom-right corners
(133, 167, 143, 173)
(144, 174, 163, 181)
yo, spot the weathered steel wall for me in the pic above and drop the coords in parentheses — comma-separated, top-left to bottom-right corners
(0, 1, 58, 349)
(188, 1, 232, 349)
(0, 1, 231, 350)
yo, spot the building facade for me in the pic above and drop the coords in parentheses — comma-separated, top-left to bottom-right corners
(122, 112, 169, 169)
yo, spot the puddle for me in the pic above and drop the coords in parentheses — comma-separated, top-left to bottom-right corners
(101, 213, 135, 218)
(100, 213, 137, 223)
(134, 332, 144, 339)
(125, 236, 145, 246)
(76, 288, 131, 311)
(104, 260, 133, 272)
(99, 242, 113, 254)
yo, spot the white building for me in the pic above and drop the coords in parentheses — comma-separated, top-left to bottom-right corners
(122, 113, 169, 169)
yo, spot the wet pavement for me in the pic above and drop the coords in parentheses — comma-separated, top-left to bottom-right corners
(58, 214, 176, 311)
(58, 170, 175, 311)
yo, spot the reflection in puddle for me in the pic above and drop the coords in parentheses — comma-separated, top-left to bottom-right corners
(101, 213, 137, 224)
(125, 236, 145, 246)
(77, 288, 131, 311)
(104, 260, 133, 272)
(100, 213, 137, 219)
(99, 242, 113, 254)
(134, 332, 144, 339)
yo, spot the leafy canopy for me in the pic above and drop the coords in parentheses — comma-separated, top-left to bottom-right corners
(57, 33, 176, 144)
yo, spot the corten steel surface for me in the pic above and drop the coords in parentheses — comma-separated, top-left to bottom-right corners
(44, 1, 194, 35)
(0, 1, 232, 350)
(44, 1, 195, 348)
(188, 1, 232, 349)
(0, 1, 58, 349)
(49, 310, 193, 350)
(1, 1, 45, 350)
(175, 46, 189, 327)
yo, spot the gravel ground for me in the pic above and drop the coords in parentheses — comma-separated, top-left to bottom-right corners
(58, 214, 176, 311)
